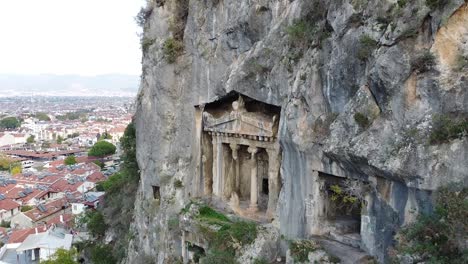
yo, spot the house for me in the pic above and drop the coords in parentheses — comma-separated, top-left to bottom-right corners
(15, 227, 73, 263)
(0, 225, 48, 264)
(82, 192, 105, 209)
(0, 134, 15, 147)
(109, 126, 126, 144)
(12, 134, 28, 145)
(71, 203, 87, 215)
(0, 198, 21, 222)
(10, 198, 69, 229)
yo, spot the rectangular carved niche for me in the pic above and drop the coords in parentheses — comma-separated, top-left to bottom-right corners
(152, 185, 161, 200)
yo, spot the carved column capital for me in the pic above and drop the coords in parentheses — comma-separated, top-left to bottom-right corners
(247, 146, 258, 156)
(229, 143, 240, 160)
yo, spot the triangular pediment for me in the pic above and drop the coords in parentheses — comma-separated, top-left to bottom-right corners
(203, 95, 277, 137)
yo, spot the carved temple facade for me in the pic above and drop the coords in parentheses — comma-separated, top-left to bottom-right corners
(194, 93, 281, 220)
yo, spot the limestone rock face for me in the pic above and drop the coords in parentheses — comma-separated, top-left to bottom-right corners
(129, 0, 468, 263)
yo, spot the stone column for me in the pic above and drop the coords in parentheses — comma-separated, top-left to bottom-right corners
(247, 146, 259, 212)
(266, 147, 281, 218)
(212, 135, 223, 197)
(230, 143, 240, 193)
(202, 155, 211, 195)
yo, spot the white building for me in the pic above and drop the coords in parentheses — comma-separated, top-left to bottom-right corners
(15, 228, 73, 263)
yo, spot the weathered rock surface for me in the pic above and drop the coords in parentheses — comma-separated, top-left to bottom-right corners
(128, 0, 468, 263)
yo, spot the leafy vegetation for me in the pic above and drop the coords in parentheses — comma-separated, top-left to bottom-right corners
(163, 37, 183, 63)
(330, 185, 358, 205)
(67, 132, 80, 138)
(0, 155, 15, 171)
(397, 0, 407, 8)
(64, 155, 77, 165)
(393, 184, 468, 263)
(41, 248, 78, 264)
(93, 160, 104, 169)
(80, 122, 140, 262)
(98, 132, 112, 141)
(357, 35, 378, 60)
(411, 50, 436, 73)
(88, 141, 116, 157)
(21, 205, 34, 212)
(90, 244, 117, 264)
(0, 220, 10, 228)
(429, 115, 468, 144)
(141, 37, 155, 52)
(289, 240, 320, 262)
(253, 258, 269, 264)
(354, 112, 370, 128)
(11, 165, 22, 175)
(26, 135, 35, 144)
(56, 135, 64, 144)
(56, 111, 88, 121)
(286, 20, 316, 43)
(174, 179, 184, 189)
(426, 0, 448, 10)
(0, 117, 21, 129)
(454, 54, 468, 71)
(85, 210, 107, 238)
(192, 205, 258, 264)
(34, 112, 51, 121)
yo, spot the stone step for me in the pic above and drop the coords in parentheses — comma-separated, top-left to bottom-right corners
(317, 238, 374, 264)
(329, 231, 362, 248)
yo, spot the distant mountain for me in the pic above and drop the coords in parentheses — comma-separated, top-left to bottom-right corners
(0, 74, 139, 97)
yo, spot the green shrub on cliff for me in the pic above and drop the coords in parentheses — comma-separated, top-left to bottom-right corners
(354, 112, 370, 128)
(411, 50, 436, 73)
(193, 205, 257, 264)
(163, 37, 183, 63)
(393, 184, 468, 263)
(289, 240, 320, 262)
(429, 115, 468, 144)
(426, 0, 448, 10)
(357, 35, 378, 60)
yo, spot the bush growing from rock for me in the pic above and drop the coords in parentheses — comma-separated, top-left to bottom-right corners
(411, 50, 436, 73)
(393, 184, 468, 263)
(289, 240, 320, 262)
(354, 112, 370, 128)
(163, 37, 183, 63)
(429, 114, 468, 144)
(426, 0, 448, 10)
(357, 35, 378, 60)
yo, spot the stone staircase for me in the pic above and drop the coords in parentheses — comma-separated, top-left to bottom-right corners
(317, 238, 374, 264)
(327, 217, 362, 248)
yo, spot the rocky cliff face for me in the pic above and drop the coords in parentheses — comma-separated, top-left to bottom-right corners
(128, 0, 468, 263)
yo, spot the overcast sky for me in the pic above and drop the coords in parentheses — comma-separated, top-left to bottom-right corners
(0, 0, 144, 76)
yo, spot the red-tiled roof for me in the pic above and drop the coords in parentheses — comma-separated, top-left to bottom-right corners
(49, 156, 99, 167)
(19, 189, 48, 203)
(49, 179, 83, 193)
(46, 213, 74, 227)
(8, 225, 47, 243)
(87, 171, 105, 183)
(23, 198, 69, 222)
(0, 184, 17, 194)
(1, 149, 83, 159)
(5, 187, 25, 199)
(0, 199, 20, 211)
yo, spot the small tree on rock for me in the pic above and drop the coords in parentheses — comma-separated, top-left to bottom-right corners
(88, 141, 116, 158)
(64, 155, 77, 165)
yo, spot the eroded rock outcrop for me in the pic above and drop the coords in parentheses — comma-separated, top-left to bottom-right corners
(128, 0, 468, 263)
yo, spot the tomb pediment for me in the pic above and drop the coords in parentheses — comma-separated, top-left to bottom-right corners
(203, 96, 278, 138)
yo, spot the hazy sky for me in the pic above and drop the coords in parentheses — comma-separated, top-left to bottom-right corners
(0, 0, 144, 76)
